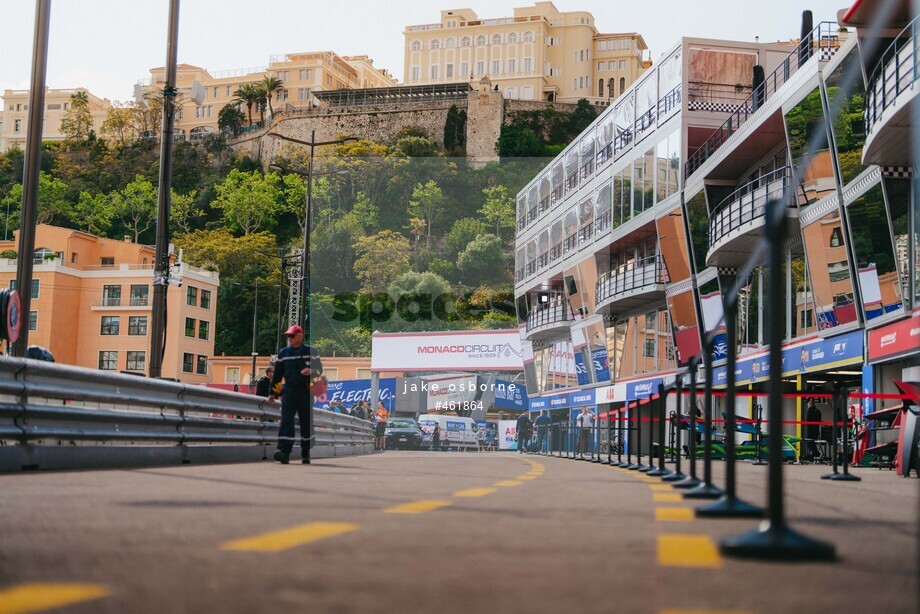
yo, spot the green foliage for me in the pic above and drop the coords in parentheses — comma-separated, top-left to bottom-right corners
(394, 136, 439, 158)
(496, 124, 542, 158)
(570, 98, 599, 135)
(457, 233, 505, 282)
(443, 104, 466, 152)
(212, 169, 283, 235)
(353, 230, 411, 293)
(60, 91, 94, 140)
(218, 103, 246, 135)
(445, 217, 486, 260)
(0, 250, 17, 259)
(479, 185, 515, 238)
(109, 175, 157, 243)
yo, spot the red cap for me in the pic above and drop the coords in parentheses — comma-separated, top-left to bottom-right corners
(284, 325, 303, 336)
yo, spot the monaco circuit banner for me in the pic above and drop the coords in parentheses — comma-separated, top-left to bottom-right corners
(371, 330, 524, 372)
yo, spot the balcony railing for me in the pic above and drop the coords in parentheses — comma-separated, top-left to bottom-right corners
(562, 234, 578, 253)
(595, 210, 612, 234)
(549, 243, 562, 262)
(708, 166, 791, 249)
(685, 22, 838, 179)
(865, 14, 919, 137)
(596, 255, 668, 305)
(578, 225, 593, 244)
(526, 300, 570, 333)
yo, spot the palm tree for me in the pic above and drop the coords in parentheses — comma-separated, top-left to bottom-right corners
(260, 75, 285, 119)
(233, 84, 259, 126)
(253, 82, 268, 125)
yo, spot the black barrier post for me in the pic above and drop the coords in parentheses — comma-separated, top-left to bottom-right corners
(631, 400, 648, 470)
(674, 363, 702, 488)
(685, 349, 724, 499)
(720, 198, 835, 561)
(649, 384, 673, 477)
(830, 388, 860, 481)
(822, 385, 841, 479)
(627, 404, 642, 470)
(697, 294, 763, 517)
(604, 417, 613, 464)
(616, 410, 625, 466)
(752, 402, 766, 465)
(663, 375, 687, 482)
(640, 397, 657, 473)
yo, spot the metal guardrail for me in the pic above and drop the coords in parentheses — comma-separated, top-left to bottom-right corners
(865, 14, 919, 136)
(0, 356, 373, 471)
(685, 22, 838, 178)
(708, 166, 792, 249)
(596, 255, 668, 305)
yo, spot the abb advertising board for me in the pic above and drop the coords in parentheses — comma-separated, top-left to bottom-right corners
(371, 330, 524, 372)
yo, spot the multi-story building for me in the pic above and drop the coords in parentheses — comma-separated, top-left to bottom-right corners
(403, 2, 649, 103)
(0, 225, 219, 383)
(210, 356, 374, 390)
(142, 52, 397, 139)
(0, 88, 112, 152)
(513, 5, 919, 449)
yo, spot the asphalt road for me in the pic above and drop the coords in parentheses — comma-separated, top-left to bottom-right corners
(0, 451, 917, 613)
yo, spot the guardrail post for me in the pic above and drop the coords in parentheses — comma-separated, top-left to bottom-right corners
(663, 375, 687, 482)
(720, 198, 835, 561)
(674, 362, 702, 488)
(829, 387, 860, 482)
(648, 384, 672, 477)
(640, 396, 656, 473)
(629, 400, 644, 470)
(697, 289, 763, 517)
(684, 349, 724, 500)
(822, 385, 841, 479)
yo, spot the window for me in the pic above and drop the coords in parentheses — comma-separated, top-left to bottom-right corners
(508, 33, 518, 44)
(461, 37, 471, 47)
(103, 285, 121, 306)
(800, 309, 813, 330)
(8, 279, 39, 299)
(446, 38, 456, 49)
(14, 119, 21, 133)
(100, 256, 114, 267)
(524, 31, 534, 43)
(492, 60, 501, 74)
(357, 368, 372, 379)
(213, 87, 218, 98)
(411, 41, 421, 51)
(574, 52, 579, 63)
(619, 60, 627, 69)
(101, 316, 120, 335)
(410, 66, 420, 81)
(522, 85, 533, 100)
(598, 62, 605, 71)
(508, 59, 517, 73)
(226, 86, 231, 97)
(446, 64, 454, 78)
(185, 317, 195, 337)
(828, 261, 850, 282)
(324, 368, 339, 380)
(431, 39, 441, 50)
(476, 61, 485, 75)
(196, 355, 208, 375)
(523, 58, 532, 72)
(430, 65, 439, 79)
(129, 284, 148, 306)
(580, 50, 585, 62)
(28, 311, 37, 331)
(644, 338, 656, 358)
(182, 353, 193, 373)
(198, 320, 209, 340)
(186, 286, 197, 306)
(619, 77, 626, 94)
(476, 35, 486, 46)
(126, 351, 145, 372)
(128, 316, 147, 336)
(299, 69, 312, 81)
(99, 351, 118, 370)
(200, 289, 211, 310)
(830, 227, 843, 247)
(460, 62, 469, 77)
(491, 34, 501, 45)
(598, 79, 604, 97)
(71, 252, 77, 264)
(226, 367, 240, 384)
(597, 41, 607, 52)
(619, 38, 630, 50)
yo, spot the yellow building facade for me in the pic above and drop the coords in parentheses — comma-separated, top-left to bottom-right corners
(403, 2, 649, 103)
(0, 225, 219, 383)
(0, 88, 112, 152)
(143, 52, 397, 139)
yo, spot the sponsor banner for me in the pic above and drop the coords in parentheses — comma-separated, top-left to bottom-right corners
(592, 346, 612, 383)
(627, 378, 662, 400)
(549, 394, 570, 409)
(573, 351, 591, 386)
(424, 374, 478, 411)
(569, 389, 596, 407)
(595, 383, 626, 403)
(867, 311, 920, 363)
(548, 341, 577, 377)
(493, 378, 528, 411)
(371, 330, 523, 371)
(314, 378, 396, 410)
(861, 364, 875, 419)
(529, 396, 550, 411)
(701, 292, 728, 361)
(499, 420, 518, 450)
(712, 329, 864, 384)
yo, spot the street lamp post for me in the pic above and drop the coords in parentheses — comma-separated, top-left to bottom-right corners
(266, 131, 356, 346)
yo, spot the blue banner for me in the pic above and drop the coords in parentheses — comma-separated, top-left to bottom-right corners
(569, 389, 596, 407)
(592, 347, 612, 382)
(627, 378, 662, 400)
(313, 378, 396, 410)
(574, 351, 591, 386)
(529, 397, 550, 411)
(493, 379, 528, 411)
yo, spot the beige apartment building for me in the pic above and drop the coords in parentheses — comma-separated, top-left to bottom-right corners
(0, 88, 112, 152)
(210, 355, 374, 389)
(143, 52, 397, 139)
(403, 2, 649, 103)
(0, 225, 219, 383)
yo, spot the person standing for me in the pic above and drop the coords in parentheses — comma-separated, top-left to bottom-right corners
(255, 365, 275, 398)
(805, 398, 822, 460)
(516, 412, 533, 454)
(268, 325, 323, 465)
(577, 407, 596, 455)
(534, 410, 552, 453)
(431, 423, 441, 451)
(375, 402, 388, 451)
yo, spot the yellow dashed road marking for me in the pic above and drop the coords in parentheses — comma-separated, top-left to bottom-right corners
(494, 480, 523, 487)
(655, 507, 695, 522)
(649, 484, 674, 491)
(453, 488, 497, 498)
(222, 522, 359, 552)
(657, 534, 722, 568)
(0, 583, 110, 614)
(653, 493, 683, 503)
(516, 475, 537, 480)
(383, 500, 452, 514)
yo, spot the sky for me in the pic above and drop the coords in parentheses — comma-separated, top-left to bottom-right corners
(0, 0, 850, 102)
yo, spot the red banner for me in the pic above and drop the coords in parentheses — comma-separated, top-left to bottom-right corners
(868, 311, 920, 363)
